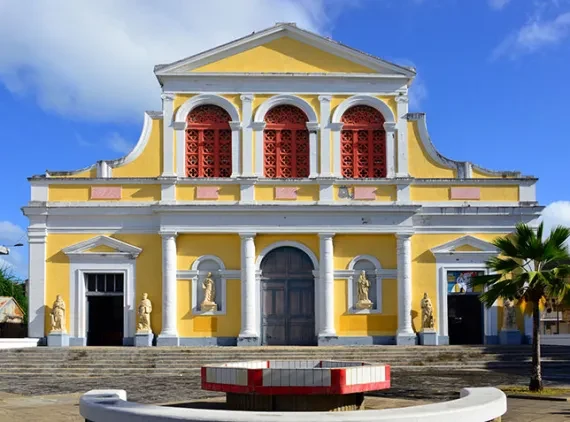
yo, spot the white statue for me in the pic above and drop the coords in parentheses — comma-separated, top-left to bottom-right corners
(355, 270, 373, 310)
(421, 292, 435, 330)
(50, 295, 66, 333)
(503, 298, 517, 330)
(136, 293, 152, 333)
(200, 272, 217, 312)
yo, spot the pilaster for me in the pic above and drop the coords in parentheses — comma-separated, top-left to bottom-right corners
(240, 94, 255, 177)
(252, 122, 265, 177)
(330, 122, 344, 177)
(396, 233, 416, 345)
(158, 231, 179, 345)
(395, 91, 409, 178)
(161, 93, 176, 177)
(318, 233, 337, 343)
(238, 233, 259, 345)
(307, 122, 319, 178)
(27, 228, 47, 340)
(229, 121, 242, 178)
(383, 122, 397, 178)
(318, 95, 333, 177)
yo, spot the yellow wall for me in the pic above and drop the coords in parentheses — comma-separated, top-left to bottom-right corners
(176, 185, 240, 201)
(177, 279, 241, 338)
(177, 234, 241, 270)
(333, 185, 397, 201)
(192, 37, 377, 74)
(255, 185, 319, 201)
(334, 235, 397, 270)
(48, 185, 161, 202)
(112, 117, 163, 178)
(45, 234, 162, 334)
(408, 121, 457, 179)
(410, 185, 519, 202)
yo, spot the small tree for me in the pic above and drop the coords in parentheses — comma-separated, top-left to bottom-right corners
(0, 265, 28, 324)
(470, 222, 570, 392)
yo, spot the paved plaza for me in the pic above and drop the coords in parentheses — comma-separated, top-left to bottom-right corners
(0, 367, 569, 421)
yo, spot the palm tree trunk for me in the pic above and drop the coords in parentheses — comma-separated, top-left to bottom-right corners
(529, 300, 543, 391)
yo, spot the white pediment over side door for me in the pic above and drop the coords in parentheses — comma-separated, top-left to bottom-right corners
(62, 235, 142, 259)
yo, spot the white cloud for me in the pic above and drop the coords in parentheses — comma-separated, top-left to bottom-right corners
(0, 221, 26, 279)
(0, 0, 343, 123)
(409, 78, 428, 111)
(492, 12, 570, 59)
(540, 201, 570, 248)
(106, 133, 133, 154)
(488, 0, 512, 10)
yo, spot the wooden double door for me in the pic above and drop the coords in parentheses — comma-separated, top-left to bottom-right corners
(261, 247, 316, 346)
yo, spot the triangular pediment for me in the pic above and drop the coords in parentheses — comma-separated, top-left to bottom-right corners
(62, 236, 142, 258)
(155, 23, 415, 77)
(431, 236, 499, 255)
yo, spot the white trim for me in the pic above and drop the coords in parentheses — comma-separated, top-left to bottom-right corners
(332, 95, 396, 124)
(240, 94, 254, 177)
(318, 95, 333, 177)
(431, 235, 499, 255)
(31, 184, 48, 202)
(384, 122, 396, 178)
(395, 90, 409, 177)
(174, 94, 240, 123)
(68, 259, 136, 342)
(255, 240, 319, 271)
(155, 23, 415, 77)
(519, 181, 537, 202)
(254, 94, 318, 122)
(190, 254, 226, 271)
(62, 235, 142, 257)
(27, 228, 47, 338)
(345, 255, 385, 315)
(161, 93, 176, 177)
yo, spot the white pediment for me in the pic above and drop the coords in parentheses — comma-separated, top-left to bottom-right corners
(62, 235, 142, 258)
(155, 23, 415, 77)
(431, 235, 499, 255)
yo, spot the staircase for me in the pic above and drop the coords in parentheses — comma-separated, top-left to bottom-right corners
(0, 345, 568, 376)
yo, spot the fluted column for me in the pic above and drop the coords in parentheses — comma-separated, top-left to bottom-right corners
(158, 231, 179, 346)
(318, 233, 337, 342)
(396, 233, 416, 345)
(238, 233, 259, 345)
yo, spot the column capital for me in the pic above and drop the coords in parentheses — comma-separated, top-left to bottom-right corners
(240, 94, 254, 102)
(329, 122, 343, 131)
(396, 232, 413, 242)
(306, 121, 320, 131)
(318, 95, 332, 103)
(229, 121, 242, 130)
(161, 93, 175, 102)
(318, 232, 335, 239)
(172, 121, 185, 130)
(396, 94, 409, 104)
(159, 230, 178, 238)
(383, 122, 397, 132)
(251, 122, 266, 131)
(239, 232, 257, 239)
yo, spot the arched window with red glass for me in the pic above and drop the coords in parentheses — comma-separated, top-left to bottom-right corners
(263, 105, 310, 178)
(186, 105, 232, 178)
(340, 105, 387, 178)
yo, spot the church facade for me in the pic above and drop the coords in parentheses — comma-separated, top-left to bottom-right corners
(23, 23, 543, 347)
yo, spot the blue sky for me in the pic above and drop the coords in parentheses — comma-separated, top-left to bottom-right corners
(0, 0, 569, 277)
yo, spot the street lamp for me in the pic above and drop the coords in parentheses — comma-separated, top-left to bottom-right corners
(0, 243, 24, 255)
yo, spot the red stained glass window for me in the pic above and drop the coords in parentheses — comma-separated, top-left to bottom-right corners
(263, 105, 310, 178)
(340, 105, 386, 178)
(186, 105, 232, 178)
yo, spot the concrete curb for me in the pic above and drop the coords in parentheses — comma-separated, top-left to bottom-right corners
(506, 393, 570, 402)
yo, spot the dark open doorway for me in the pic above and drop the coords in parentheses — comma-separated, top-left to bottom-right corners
(86, 273, 124, 346)
(261, 246, 316, 346)
(448, 294, 484, 345)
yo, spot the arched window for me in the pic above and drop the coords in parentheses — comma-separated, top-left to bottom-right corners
(264, 105, 310, 178)
(186, 105, 232, 178)
(340, 105, 386, 178)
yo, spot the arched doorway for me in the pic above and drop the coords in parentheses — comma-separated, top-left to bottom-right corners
(260, 246, 316, 346)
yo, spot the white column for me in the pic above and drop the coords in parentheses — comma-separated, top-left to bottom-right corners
(161, 93, 176, 177)
(307, 122, 319, 178)
(240, 94, 255, 177)
(384, 122, 396, 178)
(229, 121, 242, 177)
(252, 122, 265, 177)
(396, 233, 416, 345)
(158, 231, 178, 345)
(27, 228, 47, 340)
(238, 233, 258, 344)
(318, 95, 333, 177)
(395, 91, 409, 177)
(330, 123, 343, 177)
(318, 233, 336, 339)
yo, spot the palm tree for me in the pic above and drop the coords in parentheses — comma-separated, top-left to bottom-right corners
(470, 222, 570, 392)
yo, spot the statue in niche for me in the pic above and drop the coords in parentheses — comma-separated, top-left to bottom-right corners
(136, 293, 153, 333)
(502, 298, 517, 330)
(200, 272, 217, 312)
(50, 294, 66, 333)
(355, 270, 373, 310)
(421, 292, 435, 330)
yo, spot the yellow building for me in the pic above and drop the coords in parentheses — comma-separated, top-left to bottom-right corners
(23, 23, 542, 347)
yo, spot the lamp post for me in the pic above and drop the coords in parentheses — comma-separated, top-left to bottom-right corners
(0, 243, 23, 255)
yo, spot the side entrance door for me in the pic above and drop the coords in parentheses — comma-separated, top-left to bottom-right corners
(261, 247, 316, 346)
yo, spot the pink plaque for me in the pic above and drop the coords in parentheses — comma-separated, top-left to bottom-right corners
(90, 186, 122, 200)
(275, 187, 298, 200)
(196, 186, 220, 200)
(353, 186, 376, 200)
(450, 187, 481, 200)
